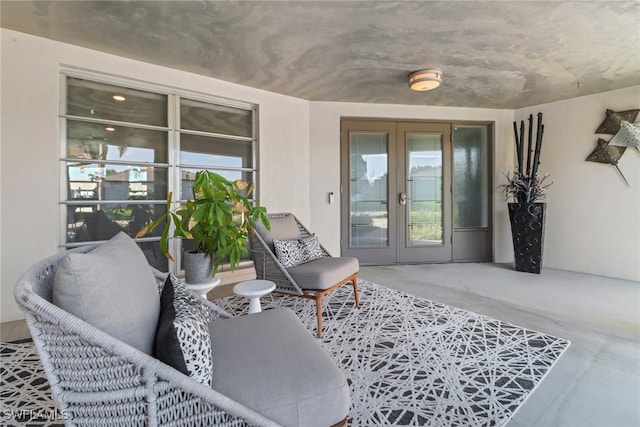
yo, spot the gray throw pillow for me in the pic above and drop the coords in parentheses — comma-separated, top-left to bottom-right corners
(52, 232, 160, 355)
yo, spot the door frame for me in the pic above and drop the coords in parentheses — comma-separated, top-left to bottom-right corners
(340, 119, 398, 264)
(340, 117, 494, 265)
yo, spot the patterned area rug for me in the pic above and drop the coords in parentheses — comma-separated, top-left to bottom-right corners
(217, 280, 570, 426)
(0, 280, 569, 427)
(0, 342, 64, 426)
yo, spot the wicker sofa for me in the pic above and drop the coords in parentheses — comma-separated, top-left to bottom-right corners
(14, 232, 350, 426)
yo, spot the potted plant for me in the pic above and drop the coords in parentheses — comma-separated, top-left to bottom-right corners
(136, 170, 270, 283)
(500, 113, 552, 274)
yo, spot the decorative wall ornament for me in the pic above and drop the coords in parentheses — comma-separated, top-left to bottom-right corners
(589, 108, 640, 187)
(586, 138, 627, 164)
(609, 121, 640, 153)
(586, 138, 629, 186)
(595, 109, 639, 134)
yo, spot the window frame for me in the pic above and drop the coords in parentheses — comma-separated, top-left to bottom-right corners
(59, 68, 259, 275)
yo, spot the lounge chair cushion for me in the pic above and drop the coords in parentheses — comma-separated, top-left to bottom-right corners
(155, 274, 213, 386)
(287, 256, 359, 290)
(255, 214, 301, 251)
(52, 232, 160, 355)
(210, 308, 350, 426)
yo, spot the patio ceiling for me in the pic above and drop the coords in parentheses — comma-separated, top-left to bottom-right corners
(1, 1, 639, 109)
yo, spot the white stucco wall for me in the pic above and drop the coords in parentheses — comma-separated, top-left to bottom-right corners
(308, 102, 516, 263)
(0, 29, 310, 322)
(516, 87, 640, 281)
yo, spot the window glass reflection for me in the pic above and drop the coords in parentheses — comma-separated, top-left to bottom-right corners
(180, 134, 252, 169)
(180, 168, 253, 200)
(67, 121, 168, 163)
(65, 203, 167, 243)
(180, 98, 252, 137)
(66, 163, 168, 202)
(407, 134, 443, 245)
(349, 132, 389, 247)
(67, 77, 167, 126)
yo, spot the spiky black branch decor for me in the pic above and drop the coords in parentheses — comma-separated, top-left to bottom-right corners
(501, 113, 552, 203)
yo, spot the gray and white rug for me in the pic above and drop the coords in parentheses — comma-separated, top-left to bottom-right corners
(217, 280, 570, 426)
(1, 280, 569, 427)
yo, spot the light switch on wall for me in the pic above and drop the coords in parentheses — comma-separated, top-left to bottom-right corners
(328, 192, 335, 204)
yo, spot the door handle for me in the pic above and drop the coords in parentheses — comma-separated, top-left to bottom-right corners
(399, 192, 407, 206)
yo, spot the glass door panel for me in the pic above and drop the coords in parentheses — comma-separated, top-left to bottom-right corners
(350, 132, 389, 247)
(407, 134, 443, 246)
(341, 120, 397, 264)
(453, 125, 489, 228)
(398, 122, 452, 263)
(452, 124, 493, 262)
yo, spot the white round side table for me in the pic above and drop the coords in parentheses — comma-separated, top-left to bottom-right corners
(233, 279, 276, 314)
(185, 276, 221, 299)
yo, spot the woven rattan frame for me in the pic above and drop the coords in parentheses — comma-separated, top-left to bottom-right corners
(14, 245, 280, 427)
(250, 213, 360, 338)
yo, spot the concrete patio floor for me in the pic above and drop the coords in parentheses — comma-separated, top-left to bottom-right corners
(359, 263, 640, 427)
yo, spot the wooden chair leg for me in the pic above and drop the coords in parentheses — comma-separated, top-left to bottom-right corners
(329, 416, 348, 427)
(315, 294, 324, 339)
(352, 276, 360, 308)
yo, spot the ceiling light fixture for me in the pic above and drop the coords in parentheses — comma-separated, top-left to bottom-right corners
(408, 69, 442, 91)
(112, 94, 126, 101)
(105, 126, 115, 132)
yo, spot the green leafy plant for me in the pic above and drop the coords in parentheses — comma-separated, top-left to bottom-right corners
(136, 171, 269, 274)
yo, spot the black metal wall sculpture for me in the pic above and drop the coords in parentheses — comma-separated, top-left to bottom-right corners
(588, 108, 640, 187)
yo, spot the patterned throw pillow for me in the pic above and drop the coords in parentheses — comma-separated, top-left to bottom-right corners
(155, 274, 213, 386)
(273, 235, 326, 268)
(302, 235, 325, 261)
(273, 238, 308, 268)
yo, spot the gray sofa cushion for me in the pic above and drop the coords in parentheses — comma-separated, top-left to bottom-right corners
(210, 308, 350, 426)
(255, 214, 300, 251)
(52, 232, 160, 355)
(287, 256, 359, 291)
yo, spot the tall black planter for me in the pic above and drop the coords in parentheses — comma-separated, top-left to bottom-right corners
(508, 203, 545, 274)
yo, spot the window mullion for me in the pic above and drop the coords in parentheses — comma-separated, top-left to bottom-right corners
(62, 115, 170, 132)
(168, 94, 180, 275)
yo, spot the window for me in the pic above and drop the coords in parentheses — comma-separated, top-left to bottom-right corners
(60, 74, 257, 274)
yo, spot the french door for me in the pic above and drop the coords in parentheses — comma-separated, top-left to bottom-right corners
(340, 119, 452, 264)
(340, 119, 492, 265)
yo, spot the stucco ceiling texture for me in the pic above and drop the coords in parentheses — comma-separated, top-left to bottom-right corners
(2, 1, 639, 109)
